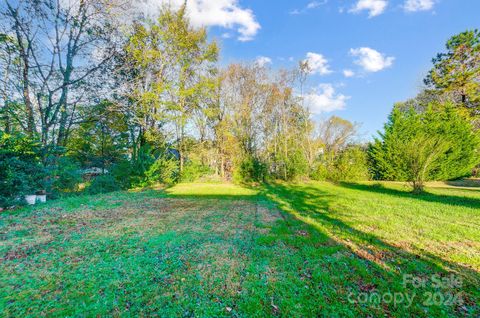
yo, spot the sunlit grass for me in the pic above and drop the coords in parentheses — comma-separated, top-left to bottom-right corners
(265, 181, 480, 273)
(1, 182, 478, 317)
(166, 182, 258, 197)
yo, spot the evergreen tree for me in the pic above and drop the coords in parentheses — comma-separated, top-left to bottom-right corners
(369, 104, 479, 192)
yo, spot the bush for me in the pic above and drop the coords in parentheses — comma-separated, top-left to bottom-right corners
(110, 146, 183, 188)
(180, 160, 212, 182)
(143, 156, 179, 185)
(0, 132, 45, 207)
(233, 156, 267, 183)
(48, 157, 83, 195)
(331, 146, 369, 181)
(310, 161, 330, 181)
(284, 149, 309, 181)
(311, 147, 369, 182)
(111, 160, 138, 189)
(85, 174, 121, 195)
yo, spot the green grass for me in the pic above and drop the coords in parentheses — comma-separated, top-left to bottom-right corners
(1, 182, 479, 317)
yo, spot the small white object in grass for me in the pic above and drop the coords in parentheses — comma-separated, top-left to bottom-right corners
(37, 194, 47, 203)
(25, 195, 36, 205)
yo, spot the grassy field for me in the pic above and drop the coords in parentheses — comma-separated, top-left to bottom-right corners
(1, 182, 479, 317)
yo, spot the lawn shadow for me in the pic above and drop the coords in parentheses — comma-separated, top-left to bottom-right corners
(340, 182, 480, 209)
(261, 182, 479, 315)
(445, 179, 480, 188)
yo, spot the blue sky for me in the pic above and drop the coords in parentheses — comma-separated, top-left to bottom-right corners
(187, 0, 472, 138)
(158, 0, 480, 139)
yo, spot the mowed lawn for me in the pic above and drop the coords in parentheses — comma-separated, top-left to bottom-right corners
(1, 182, 479, 317)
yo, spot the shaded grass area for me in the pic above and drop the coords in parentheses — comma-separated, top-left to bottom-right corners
(0, 182, 479, 317)
(263, 182, 479, 316)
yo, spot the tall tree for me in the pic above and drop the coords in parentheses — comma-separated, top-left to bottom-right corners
(160, 6, 218, 173)
(425, 29, 480, 125)
(119, 5, 218, 172)
(0, 0, 122, 146)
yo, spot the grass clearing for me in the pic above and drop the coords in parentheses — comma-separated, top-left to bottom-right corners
(1, 182, 479, 316)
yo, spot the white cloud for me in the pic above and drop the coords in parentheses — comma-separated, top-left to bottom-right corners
(307, 1, 327, 9)
(349, 47, 394, 72)
(303, 52, 332, 75)
(343, 69, 355, 77)
(303, 84, 349, 113)
(290, 0, 327, 15)
(403, 0, 435, 12)
(349, 0, 388, 17)
(138, 0, 260, 41)
(255, 56, 272, 67)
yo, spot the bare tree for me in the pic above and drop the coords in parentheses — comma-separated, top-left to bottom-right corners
(317, 116, 359, 154)
(0, 0, 125, 146)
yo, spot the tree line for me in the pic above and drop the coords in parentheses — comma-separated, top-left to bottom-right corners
(1, 1, 479, 206)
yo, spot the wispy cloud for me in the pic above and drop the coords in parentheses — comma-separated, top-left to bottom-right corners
(403, 0, 435, 12)
(343, 69, 355, 78)
(349, 0, 388, 18)
(290, 0, 327, 15)
(255, 56, 272, 67)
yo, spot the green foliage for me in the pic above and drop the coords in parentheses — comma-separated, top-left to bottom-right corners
(310, 159, 330, 181)
(110, 145, 156, 189)
(67, 101, 129, 170)
(48, 157, 83, 196)
(283, 148, 309, 181)
(425, 29, 480, 121)
(143, 156, 179, 185)
(110, 160, 137, 189)
(110, 145, 183, 188)
(85, 174, 121, 195)
(233, 156, 268, 183)
(180, 160, 212, 182)
(331, 146, 370, 181)
(311, 146, 369, 182)
(0, 132, 45, 207)
(369, 104, 479, 189)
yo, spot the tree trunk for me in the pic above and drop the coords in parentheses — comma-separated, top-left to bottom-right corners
(220, 155, 225, 179)
(22, 63, 35, 136)
(57, 65, 72, 146)
(3, 101, 11, 133)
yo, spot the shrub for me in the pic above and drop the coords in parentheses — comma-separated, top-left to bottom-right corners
(111, 160, 137, 189)
(284, 149, 309, 181)
(143, 156, 179, 185)
(311, 147, 369, 182)
(0, 132, 45, 207)
(48, 157, 83, 195)
(310, 161, 330, 181)
(85, 174, 121, 195)
(331, 146, 370, 181)
(180, 160, 212, 182)
(233, 156, 267, 183)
